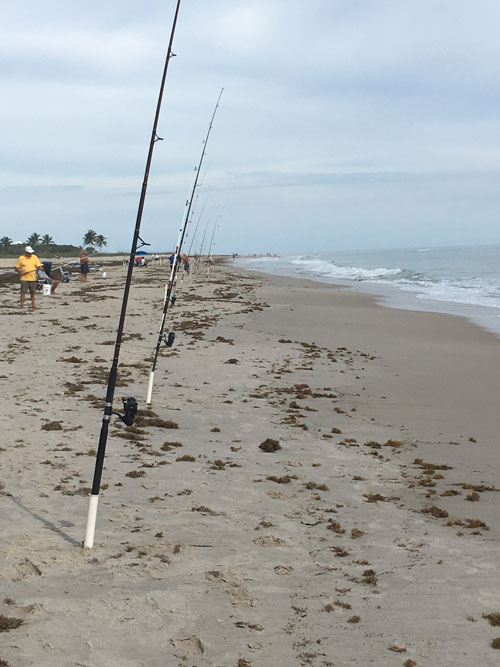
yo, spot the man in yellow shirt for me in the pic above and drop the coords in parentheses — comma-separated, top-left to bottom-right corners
(14, 246, 43, 309)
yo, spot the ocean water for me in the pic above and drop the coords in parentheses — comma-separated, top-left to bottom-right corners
(236, 245, 500, 337)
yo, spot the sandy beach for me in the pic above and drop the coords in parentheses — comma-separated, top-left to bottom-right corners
(1, 257, 499, 666)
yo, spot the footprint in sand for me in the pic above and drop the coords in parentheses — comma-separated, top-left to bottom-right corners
(254, 534, 287, 547)
(170, 635, 204, 658)
(205, 569, 252, 607)
(10, 558, 42, 581)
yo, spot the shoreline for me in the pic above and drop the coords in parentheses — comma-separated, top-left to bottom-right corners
(233, 257, 500, 339)
(1, 261, 499, 666)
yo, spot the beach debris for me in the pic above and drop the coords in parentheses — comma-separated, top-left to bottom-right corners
(234, 621, 263, 631)
(327, 520, 345, 534)
(0, 615, 24, 632)
(363, 493, 387, 503)
(225, 358, 239, 364)
(362, 569, 377, 585)
(323, 600, 352, 612)
(388, 644, 407, 652)
(492, 638, 500, 649)
(160, 440, 183, 451)
(421, 505, 449, 518)
(347, 615, 361, 623)
(266, 475, 294, 484)
(385, 439, 403, 448)
(254, 535, 287, 547)
(176, 454, 196, 462)
(41, 421, 63, 431)
(447, 518, 489, 530)
(331, 546, 350, 557)
(483, 612, 500, 626)
(258, 438, 281, 452)
(191, 505, 220, 515)
(351, 528, 365, 539)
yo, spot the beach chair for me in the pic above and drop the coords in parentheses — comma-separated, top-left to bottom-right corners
(36, 268, 52, 294)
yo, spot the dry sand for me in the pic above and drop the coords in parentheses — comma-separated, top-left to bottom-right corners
(1, 258, 499, 666)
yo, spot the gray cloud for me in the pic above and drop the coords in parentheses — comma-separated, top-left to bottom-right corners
(2, 0, 500, 252)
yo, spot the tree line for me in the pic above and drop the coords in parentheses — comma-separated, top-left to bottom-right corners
(0, 230, 107, 257)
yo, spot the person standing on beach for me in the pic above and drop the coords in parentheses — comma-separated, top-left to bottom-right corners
(182, 253, 190, 275)
(80, 250, 89, 282)
(14, 245, 43, 310)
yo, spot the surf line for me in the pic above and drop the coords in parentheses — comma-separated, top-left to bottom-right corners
(83, 0, 182, 549)
(145, 87, 224, 406)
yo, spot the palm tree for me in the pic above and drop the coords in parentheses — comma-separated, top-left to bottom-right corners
(95, 234, 107, 253)
(41, 234, 54, 248)
(0, 236, 12, 252)
(26, 233, 41, 247)
(83, 229, 98, 248)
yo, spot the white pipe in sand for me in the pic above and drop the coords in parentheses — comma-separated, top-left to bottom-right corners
(83, 494, 99, 548)
(146, 370, 155, 405)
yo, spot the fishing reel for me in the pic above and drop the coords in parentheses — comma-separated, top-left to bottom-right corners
(170, 294, 177, 306)
(113, 397, 138, 427)
(161, 331, 176, 348)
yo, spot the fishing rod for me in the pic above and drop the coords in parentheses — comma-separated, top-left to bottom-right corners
(195, 217, 210, 272)
(146, 87, 224, 405)
(187, 194, 210, 258)
(206, 206, 224, 277)
(83, 0, 182, 549)
(206, 219, 218, 276)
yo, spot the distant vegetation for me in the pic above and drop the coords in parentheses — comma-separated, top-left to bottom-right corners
(0, 230, 107, 258)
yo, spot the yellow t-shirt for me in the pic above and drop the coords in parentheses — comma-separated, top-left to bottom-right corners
(15, 254, 42, 281)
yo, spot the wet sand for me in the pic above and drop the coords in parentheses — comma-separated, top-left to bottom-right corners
(1, 259, 499, 666)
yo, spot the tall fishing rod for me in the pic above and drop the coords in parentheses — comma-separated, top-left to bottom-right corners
(187, 194, 210, 257)
(206, 219, 218, 276)
(83, 0, 182, 549)
(146, 87, 224, 405)
(195, 218, 210, 272)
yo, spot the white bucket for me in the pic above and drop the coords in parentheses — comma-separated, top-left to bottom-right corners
(42, 284, 51, 296)
(102, 271, 107, 278)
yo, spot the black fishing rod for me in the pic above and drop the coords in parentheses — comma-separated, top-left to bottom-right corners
(83, 0, 182, 549)
(206, 213, 222, 276)
(187, 193, 210, 257)
(195, 217, 210, 272)
(146, 87, 224, 405)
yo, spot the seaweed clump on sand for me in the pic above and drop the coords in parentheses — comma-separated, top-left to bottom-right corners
(483, 612, 500, 626)
(421, 505, 449, 519)
(0, 615, 24, 632)
(266, 475, 293, 484)
(259, 438, 281, 453)
(133, 409, 178, 430)
(41, 421, 63, 431)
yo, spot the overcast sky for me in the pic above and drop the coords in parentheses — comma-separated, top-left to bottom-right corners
(2, 0, 500, 254)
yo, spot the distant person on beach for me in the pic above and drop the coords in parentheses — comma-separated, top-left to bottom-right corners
(182, 253, 190, 275)
(14, 246, 43, 309)
(169, 253, 175, 268)
(80, 250, 89, 282)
